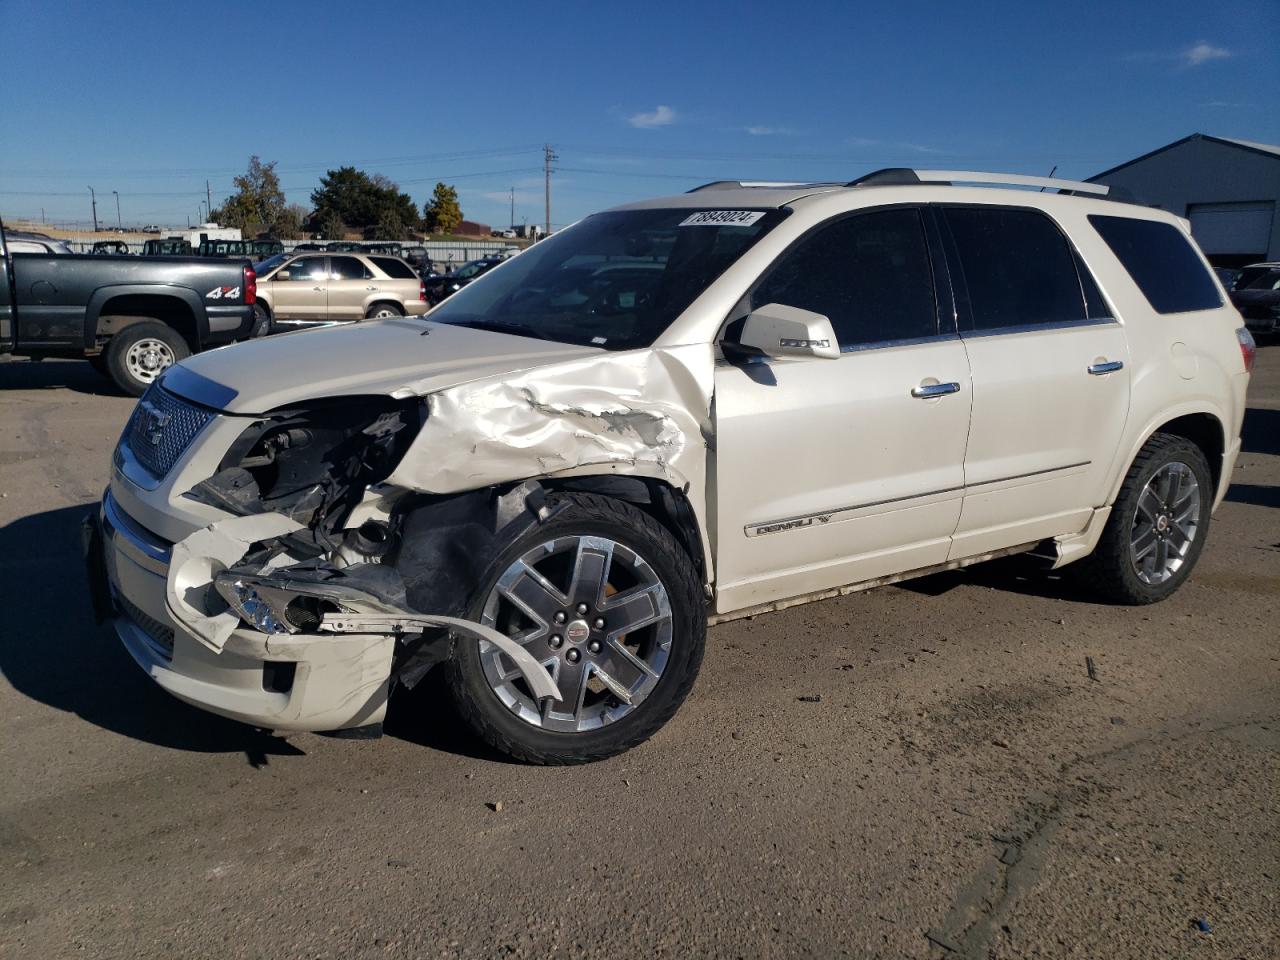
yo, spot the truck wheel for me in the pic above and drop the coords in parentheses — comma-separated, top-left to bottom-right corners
(1079, 433, 1213, 604)
(445, 492, 706, 764)
(366, 302, 403, 319)
(105, 322, 190, 396)
(251, 304, 272, 337)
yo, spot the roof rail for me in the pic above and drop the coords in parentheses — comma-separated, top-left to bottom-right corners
(847, 168, 1112, 196)
(687, 180, 840, 193)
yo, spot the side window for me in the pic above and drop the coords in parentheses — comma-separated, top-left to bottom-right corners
(752, 208, 937, 349)
(330, 256, 371, 280)
(1087, 215, 1222, 314)
(369, 256, 416, 279)
(281, 257, 327, 281)
(943, 207, 1087, 331)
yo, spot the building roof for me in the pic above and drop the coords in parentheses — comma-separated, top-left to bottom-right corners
(1089, 133, 1280, 181)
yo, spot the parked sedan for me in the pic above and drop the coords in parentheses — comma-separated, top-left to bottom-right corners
(254, 252, 429, 330)
(421, 256, 505, 305)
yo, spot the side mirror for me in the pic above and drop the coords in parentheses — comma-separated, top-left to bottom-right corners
(736, 303, 840, 360)
(275, 270, 290, 281)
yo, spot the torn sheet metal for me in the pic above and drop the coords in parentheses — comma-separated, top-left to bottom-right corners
(166, 512, 303, 653)
(386, 344, 717, 575)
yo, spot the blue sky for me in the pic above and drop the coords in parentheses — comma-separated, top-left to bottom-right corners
(1, 0, 1276, 230)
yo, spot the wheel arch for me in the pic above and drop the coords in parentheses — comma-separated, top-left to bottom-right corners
(1110, 405, 1228, 505)
(87, 287, 203, 351)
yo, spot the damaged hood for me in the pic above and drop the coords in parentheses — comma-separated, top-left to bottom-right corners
(172, 319, 601, 414)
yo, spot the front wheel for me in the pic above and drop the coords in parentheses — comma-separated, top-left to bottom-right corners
(1080, 433, 1212, 604)
(445, 492, 706, 764)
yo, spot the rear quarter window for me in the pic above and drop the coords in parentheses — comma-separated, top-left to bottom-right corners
(1088, 215, 1222, 314)
(370, 256, 417, 279)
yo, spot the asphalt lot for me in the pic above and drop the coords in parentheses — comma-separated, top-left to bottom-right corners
(1, 348, 1276, 960)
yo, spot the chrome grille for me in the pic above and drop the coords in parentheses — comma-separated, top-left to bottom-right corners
(116, 593, 175, 658)
(124, 385, 215, 480)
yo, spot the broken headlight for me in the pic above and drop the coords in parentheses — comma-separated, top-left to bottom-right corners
(187, 396, 425, 542)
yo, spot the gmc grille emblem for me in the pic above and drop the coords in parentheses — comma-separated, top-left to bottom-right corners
(138, 400, 171, 446)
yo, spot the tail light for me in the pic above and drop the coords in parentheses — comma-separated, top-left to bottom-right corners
(1237, 326, 1256, 374)
(419, 280, 427, 302)
(243, 265, 257, 306)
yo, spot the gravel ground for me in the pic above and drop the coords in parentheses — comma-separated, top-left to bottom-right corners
(1, 348, 1276, 960)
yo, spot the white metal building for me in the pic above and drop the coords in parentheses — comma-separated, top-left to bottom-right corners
(1088, 133, 1280, 267)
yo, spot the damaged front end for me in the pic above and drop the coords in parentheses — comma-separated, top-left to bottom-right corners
(165, 395, 568, 720)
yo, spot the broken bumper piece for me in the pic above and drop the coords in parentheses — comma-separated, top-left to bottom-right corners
(214, 573, 562, 703)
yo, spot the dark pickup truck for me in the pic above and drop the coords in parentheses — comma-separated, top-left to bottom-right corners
(0, 219, 259, 395)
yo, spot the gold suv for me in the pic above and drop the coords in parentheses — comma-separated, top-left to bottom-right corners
(254, 252, 429, 329)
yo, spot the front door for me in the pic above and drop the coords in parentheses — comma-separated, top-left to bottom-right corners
(712, 207, 973, 614)
(0, 221, 15, 353)
(270, 255, 329, 320)
(938, 204, 1132, 558)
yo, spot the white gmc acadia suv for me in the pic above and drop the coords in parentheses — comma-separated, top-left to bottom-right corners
(88, 169, 1255, 764)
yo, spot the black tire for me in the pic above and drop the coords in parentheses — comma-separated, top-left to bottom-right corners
(1079, 433, 1213, 604)
(104, 321, 190, 397)
(365, 301, 403, 319)
(445, 492, 706, 764)
(251, 304, 272, 337)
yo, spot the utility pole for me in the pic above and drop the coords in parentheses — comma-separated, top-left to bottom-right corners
(88, 186, 99, 233)
(510, 186, 515, 231)
(206, 180, 213, 222)
(543, 143, 557, 236)
(112, 190, 121, 230)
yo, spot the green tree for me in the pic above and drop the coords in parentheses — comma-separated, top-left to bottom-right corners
(422, 182, 463, 235)
(212, 155, 285, 234)
(367, 208, 406, 241)
(317, 209, 346, 240)
(311, 167, 418, 234)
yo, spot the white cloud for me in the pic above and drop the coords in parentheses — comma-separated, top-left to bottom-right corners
(627, 105, 677, 129)
(1125, 41, 1233, 68)
(1183, 42, 1231, 67)
(846, 136, 941, 154)
(744, 125, 794, 136)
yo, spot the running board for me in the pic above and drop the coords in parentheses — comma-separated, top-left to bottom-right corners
(707, 541, 1040, 626)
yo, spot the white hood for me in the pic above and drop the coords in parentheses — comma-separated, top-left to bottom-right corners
(172, 319, 601, 414)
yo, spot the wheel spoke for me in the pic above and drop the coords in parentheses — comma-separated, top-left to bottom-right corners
(1132, 526, 1158, 560)
(567, 537, 613, 607)
(590, 663, 635, 706)
(544, 658, 590, 719)
(498, 560, 567, 623)
(1155, 467, 1176, 506)
(1167, 521, 1191, 551)
(600, 637, 659, 683)
(1153, 537, 1170, 576)
(1137, 487, 1162, 523)
(601, 583, 666, 636)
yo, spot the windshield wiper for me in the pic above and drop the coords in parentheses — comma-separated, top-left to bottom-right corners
(449, 319, 552, 341)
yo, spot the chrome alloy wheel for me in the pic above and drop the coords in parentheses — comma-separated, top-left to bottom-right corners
(124, 337, 177, 384)
(1130, 461, 1201, 585)
(369, 305, 400, 318)
(479, 535, 673, 732)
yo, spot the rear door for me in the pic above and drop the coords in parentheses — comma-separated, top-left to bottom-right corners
(270, 255, 329, 319)
(326, 255, 376, 320)
(939, 204, 1131, 558)
(0, 221, 15, 352)
(712, 206, 973, 613)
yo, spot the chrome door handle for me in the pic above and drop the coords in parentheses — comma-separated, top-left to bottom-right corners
(366, 286, 379, 291)
(911, 381, 961, 399)
(311, 286, 324, 292)
(1088, 360, 1124, 375)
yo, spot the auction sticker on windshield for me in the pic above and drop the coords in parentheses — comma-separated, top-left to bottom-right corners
(679, 210, 766, 227)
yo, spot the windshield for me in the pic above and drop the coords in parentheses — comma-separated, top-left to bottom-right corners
(428, 208, 786, 349)
(1238, 267, 1280, 292)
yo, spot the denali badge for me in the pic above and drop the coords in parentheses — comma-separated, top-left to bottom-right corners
(138, 400, 171, 446)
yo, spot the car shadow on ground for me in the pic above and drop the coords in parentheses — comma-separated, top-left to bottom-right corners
(0, 357, 129, 397)
(0, 504, 304, 766)
(1241, 406, 1280, 456)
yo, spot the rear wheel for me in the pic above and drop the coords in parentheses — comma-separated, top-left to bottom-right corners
(366, 302, 403, 319)
(1080, 433, 1212, 604)
(445, 492, 705, 764)
(105, 322, 190, 396)
(251, 304, 272, 337)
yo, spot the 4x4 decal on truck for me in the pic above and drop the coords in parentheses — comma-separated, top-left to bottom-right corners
(205, 285, 240, 300)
